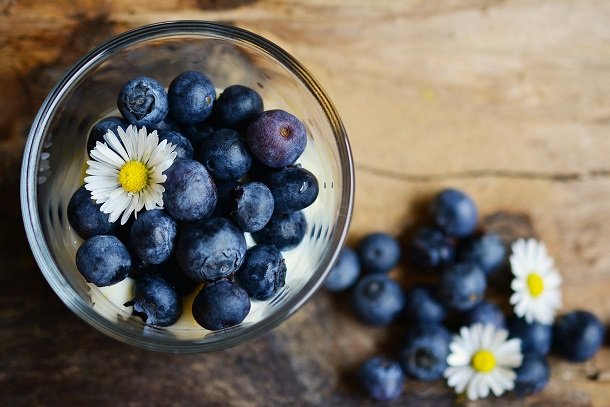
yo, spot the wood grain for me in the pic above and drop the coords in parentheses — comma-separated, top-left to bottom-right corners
(1, 0, 609, 406)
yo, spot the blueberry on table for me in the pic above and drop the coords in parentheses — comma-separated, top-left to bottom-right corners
(176, 217, 246, 282)
(130, 275, 181, 327)
(230, 182, 274, 232)
(399, 323, 451, 381)
(431, 188, 478, 237)
(162, 159, 217, 222)
(439, 262, 486, 311)
(234, 245, 287, 300)
(87, 116, 129, 155)
(212, 180, 241, 218)
(158, 130, 194, 159)
(246, 109, 307, 168)
(461, 301, 506, 329)
(404, 284, 447, 323)
(117, 76, 169, 126)
(251, 211, 307, 250)
(358, 233, 401, 274)
(358, 357, 405, 401)
(168, 71, 216, 125)
(263, 167, 319, 214)
(408, 227, 454, 272)
(67, 185, 119, 239)
(192, 279, 251, 331)
(323, 247, 361, 292)
(509, 317, 553, 356)
(198, 128, 252, 181)
(214, 84, 264, 131)
(457, 233, 506, 274)
(352, 274, 405, 326)
(75, 235, 131, 287)
(129, 210, 177, 265)
(514, 353, 550, 397)
(554, 310, 605, 362)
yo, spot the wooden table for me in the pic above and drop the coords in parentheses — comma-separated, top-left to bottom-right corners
(1, 1, 609, 405)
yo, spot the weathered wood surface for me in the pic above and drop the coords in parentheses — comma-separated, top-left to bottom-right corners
(1, 0, 610, 405)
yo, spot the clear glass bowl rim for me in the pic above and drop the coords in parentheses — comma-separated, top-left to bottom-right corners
(20, 20, 354, 353)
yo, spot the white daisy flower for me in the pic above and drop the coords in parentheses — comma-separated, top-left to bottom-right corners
(444, 323, 523, 401)
(84, 125, 176, 225)
(509, 238, 562, 325)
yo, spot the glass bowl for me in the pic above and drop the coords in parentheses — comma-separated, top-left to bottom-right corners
(20, 21, 354, 352)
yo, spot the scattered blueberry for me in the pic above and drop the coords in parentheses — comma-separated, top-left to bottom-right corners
(358, 233, 401, 274)
(214, 84, 264, 131)
(199, 128, 252, 181)
(158, 130, 194, 159)
(457, 233, 505, 274)
(323, 247, 361, 292)
(399, 323, 451, 381)
(130, 275, 181, 327)
(67, 185, 119, 239)
(358, 357, 405, 401)
(264, 167, 319, 214)
(162, 159, 217, 222)
(509, 317, 553, 356)
(234, 245, 286, 300)
(439, 262, 486, 311)
(192, 279, 251, 330)
(168, 71, 216, 125)
(252, 211, 307, 251)
(408, 227, 454, 272)
(87, 116, 128, 155)
(212, 180, 240, 218)
(129, 210, 177, 265)
(461, 301, 506, 329)
(554, 310, 605, 362)
(117, 76, 168, 126)
(230, 182, 274, 232)
(404, 285, 447, 324)
(431, 189, 478, 237)
(176, 217, 246, 282)
(514, 353, 550, 397)
(247, 109, 307, 168)
(352, 274, 405, 326)
(75, 235, 131, 287)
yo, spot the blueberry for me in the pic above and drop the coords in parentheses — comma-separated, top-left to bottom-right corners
(130, 257, 198, 296)
(230, 182, 274, 232)
(431, 189, 478, 237)
(246, 109, 307, 168)
(234, 245, 286, 300)
(117, 76, 168, 126)
(399, 323, 451, 381)
(130, 275, 181, 327)
(461, 301, 506, 329)
(439, 263, 486, 311)
(457, 233, 505, 274)
(352, 274, 405, 326)
(509, 317, 553, 356)
(323, 247, 361, 292)
(554, 310, 605, 362)
(408, 227, 454, 272)
(180, 119, 215, 151)
(263, 167, 319, 214)
(404, 285, 447, 323)
(192, 279, 251, 330)
(358, 233, 401, 273)
(168, 71, 216, 125)
(251, 211, 307, 251)
(75, 235, 131, 287)
(67, 185, 119, 239)
(514, 353, 550, 397)
(198, 129, 252, 182)
(212, 180, 240, 218)
(151, 116, 180, 132)
(158, 130, 194, 159)
(129, 210, 177, 265)
(87, 116, 129, 155)
(247, 158, 275, 181)
(162, 159, 217, 222)
(214, 85, 264, 131)
(176, 217, 246, 282)
(358, 357, 405, 401)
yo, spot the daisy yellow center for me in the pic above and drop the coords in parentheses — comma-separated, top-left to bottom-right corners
(118, 160, 148, 193)
(527, 273, 544, 297)
(471, 350, 496, 373)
